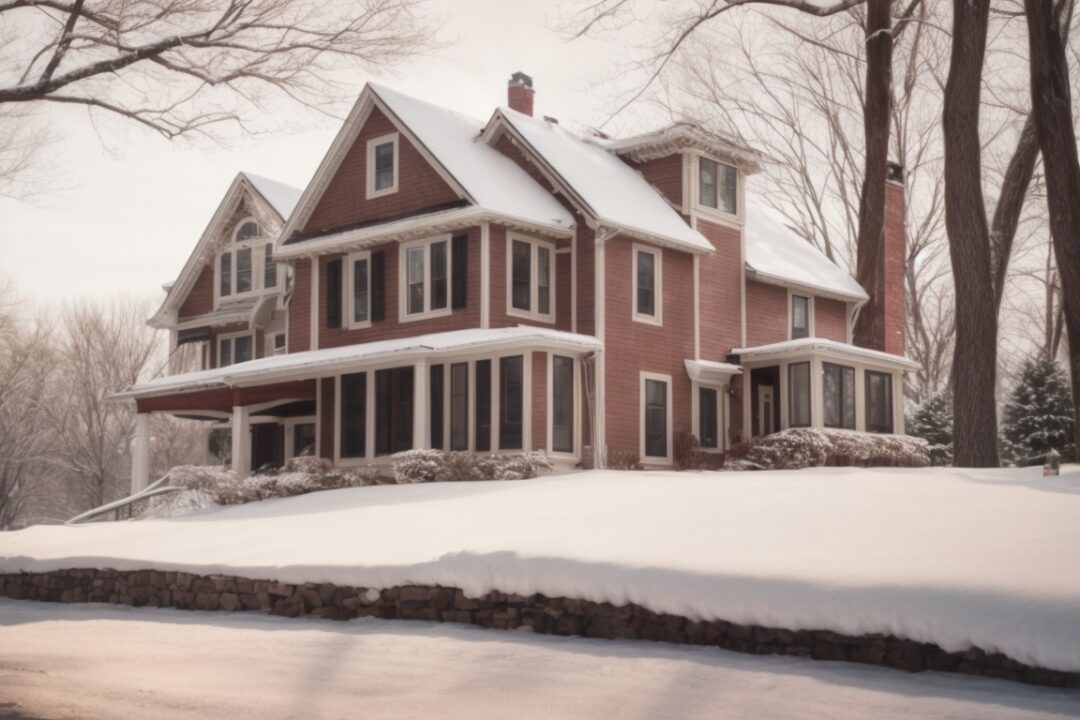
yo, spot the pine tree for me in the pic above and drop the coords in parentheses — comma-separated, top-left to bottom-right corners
(907, 390, 953, 466)
(1000, 356, 1075, 464)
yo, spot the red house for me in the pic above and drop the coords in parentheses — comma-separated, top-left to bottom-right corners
(114, 74, 916, 489)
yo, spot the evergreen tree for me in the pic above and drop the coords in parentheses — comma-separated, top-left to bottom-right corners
(907, 390, 954, 466)
(1000, 356, 1075, 464)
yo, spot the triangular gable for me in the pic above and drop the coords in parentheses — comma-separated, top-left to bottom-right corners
(149, 173, 297, 328)
(280, 85, 474, 246)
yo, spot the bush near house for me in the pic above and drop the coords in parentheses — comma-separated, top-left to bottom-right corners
(731, 428, 929, 470)
(391, 450, 554, 483)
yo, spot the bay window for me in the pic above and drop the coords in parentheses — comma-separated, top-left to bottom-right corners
(788, 362, 811, 427)
(551, 355, 575, 454)
(499, 356, 524, 450)
(866, 370, 894, 433)
(822, 363, 856, 429)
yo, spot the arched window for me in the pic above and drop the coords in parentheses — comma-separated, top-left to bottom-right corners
(235, 221, 260, 241)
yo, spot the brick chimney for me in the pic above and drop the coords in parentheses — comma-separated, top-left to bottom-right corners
(508, 72, 534, 116)
(880, 161, 906, 355)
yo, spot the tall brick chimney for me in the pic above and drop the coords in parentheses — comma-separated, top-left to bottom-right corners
(508, 71, 534, 116)
(879, 161, 907, 356)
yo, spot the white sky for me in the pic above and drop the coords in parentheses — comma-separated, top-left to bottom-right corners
(0, 0, 655, 308)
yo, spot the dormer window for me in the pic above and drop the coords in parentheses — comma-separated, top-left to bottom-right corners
(218, 218, 274, 301)
(367, 133, 399, 199)
(699, 157, 738, 215)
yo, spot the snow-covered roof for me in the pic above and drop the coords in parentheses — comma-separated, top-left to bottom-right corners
(241, 172, 302, 221)
(110, 327, 601, 400)
(684, 358, 743, 384)
(369, 84, 574, 234)
(732, 338, 919, 370)
(744, 203, 869, 302)
(601, 123, 764, 171)
(491, 108, 715, 253)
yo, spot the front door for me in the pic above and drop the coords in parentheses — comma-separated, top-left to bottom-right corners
(758, 385, 775, 437)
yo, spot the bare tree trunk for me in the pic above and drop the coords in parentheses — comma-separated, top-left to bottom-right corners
(853, 0, 894, 350)
(943, 0, 999, 466)
(1025, 0, 1080, 453)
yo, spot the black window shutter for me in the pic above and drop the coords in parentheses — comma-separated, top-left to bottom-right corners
(371, 251, 386, 322)
(326, 258, 343, 329)
(452, 234, 468, 309)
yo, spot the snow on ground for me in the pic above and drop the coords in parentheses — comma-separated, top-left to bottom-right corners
(2, 466, 1080, 673)
(1, 599, 1077, 720)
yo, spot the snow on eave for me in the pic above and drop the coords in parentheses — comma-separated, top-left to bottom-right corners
(745, 265, 869, 304)
(107, 327, 602, 402)
(602, 123, 764, 173)
(731, 337, 920, 371)
(240, 172, 302, 222)
(684, 358, 743, 384)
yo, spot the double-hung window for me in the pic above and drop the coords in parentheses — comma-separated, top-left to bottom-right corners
(366, 133, 399, 198)
(508, 235, 554, 321)
(346, 251, 372, 327)
(633, 245, 662, 324)
(641, 373, 671, 461)
(551, 355, 575, 454)
(219, 219, 267, 301)
(791, 294, 811, 339)
(698, 157, 738, 215)
(401, 237, 450, 320)
(822, 362, 856, 429)
(217, 334, 253, 368)
(698, 387, 719, 449)
(866, 370, 895, 433)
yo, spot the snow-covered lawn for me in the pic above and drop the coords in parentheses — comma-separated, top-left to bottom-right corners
(1, 598, 1077, 720)
(2, 466, 1079, 673)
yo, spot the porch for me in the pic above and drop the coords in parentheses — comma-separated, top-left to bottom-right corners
(110, 327, 601, 492)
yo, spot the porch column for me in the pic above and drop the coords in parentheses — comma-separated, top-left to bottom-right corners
(130, 413, 151, 495)
(413, 359, 429, 449)
(232, 405, 251, 479)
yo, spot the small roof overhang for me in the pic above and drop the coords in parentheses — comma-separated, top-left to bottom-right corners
(684, 359, 742, 386)
(730, 338, 920, 372)
(108, 326, 602, 402)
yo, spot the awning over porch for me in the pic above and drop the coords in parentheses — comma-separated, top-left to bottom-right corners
(109, 326, 603, 402)
(730, 337, 920, 371)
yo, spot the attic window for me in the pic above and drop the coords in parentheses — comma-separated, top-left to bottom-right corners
(235, 221, 260, 241)
(699, 157, 738, 215)
(366, 133, 399, 199)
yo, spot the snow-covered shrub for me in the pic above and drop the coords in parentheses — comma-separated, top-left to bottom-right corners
(1001, 356, 1075, 464)
(437, 452, 481, 482)
(739, 428, 929, 470)
(907, 391, 953, 466)
(607, 448, 644, 470)
(391, 449, 444, 483)
(673, 431, 722, 470)
(487, 452, 554, 480)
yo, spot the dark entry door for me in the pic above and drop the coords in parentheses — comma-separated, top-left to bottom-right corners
(251, 423, 284, 472)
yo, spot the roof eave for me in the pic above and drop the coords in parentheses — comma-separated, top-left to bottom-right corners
(745, 265, 868, 303)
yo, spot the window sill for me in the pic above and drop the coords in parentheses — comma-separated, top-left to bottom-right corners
(507, 307, 555, 324)
(692, 204, 742, 228)
(632, 312, 663, 327)
(399, 307, 452, 324)
(345, 320, 373, 331)
(366, 185, 398, 200)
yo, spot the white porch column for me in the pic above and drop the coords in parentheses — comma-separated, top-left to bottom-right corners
(232, 405, 252, 479)
(130, 413, 151, 494)
(413, 359, 429, 449)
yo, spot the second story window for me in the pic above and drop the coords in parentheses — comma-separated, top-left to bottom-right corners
(347, 251, 372, 327)
(791, 294, 810, 339)
(218, 333, 253, 367)
(400, 236, 450, 320)
(508, 235, 554, 321)
(699, 157, 738, 215)
(366, 133, 399, 199)
(633, 244, 662, 325)
(264, 244, 277, 289)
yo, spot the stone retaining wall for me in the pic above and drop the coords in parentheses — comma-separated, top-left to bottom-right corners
(3, 568, 1076, 688)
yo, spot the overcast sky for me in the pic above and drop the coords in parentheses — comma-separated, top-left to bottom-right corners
(0, 0, 655, 309)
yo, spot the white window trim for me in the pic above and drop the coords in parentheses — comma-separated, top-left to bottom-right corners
(788, 290, 815, 340)
(366, 132, 399, 200)
(691, 381, 725, 453)
(215, 217, 272, 306)
(263, 242, 279, 291)
(345, 249, 373, 330)
(691, 153, 742, 223)
(398, 235, 453, 322)
(506, 232, 556, 323)
(283, 416, 317, 460)
(639, 371, 673, 464)
(632, 243, 663, 326)
(217, 331, 254, 368)
(271, 332, 287, 355)
(547, 352, 582, 459)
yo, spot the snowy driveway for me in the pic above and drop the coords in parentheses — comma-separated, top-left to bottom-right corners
(0, 599, 1078, 720)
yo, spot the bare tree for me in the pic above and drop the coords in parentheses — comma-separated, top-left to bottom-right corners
(47, 297, 162, 509)
(0, 0, 439, 195)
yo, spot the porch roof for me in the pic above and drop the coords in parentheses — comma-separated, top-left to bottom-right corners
(730, 338, 920, 371)
(109, 326, 602, 402)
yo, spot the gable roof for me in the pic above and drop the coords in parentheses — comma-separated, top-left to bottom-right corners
(485, 107, 714, 253)
(149, 172, 301, 329)
(276, 83, 575, 255)
(744, 202, 868, 302)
